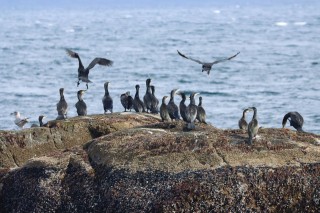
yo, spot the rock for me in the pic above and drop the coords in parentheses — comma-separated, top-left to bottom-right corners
(0, 113, 320, 212)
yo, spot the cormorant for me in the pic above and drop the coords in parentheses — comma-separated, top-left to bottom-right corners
(56, 88, 68, 120)
(282, 111, 304, 132)
(31, 115, 46, 127)
(150, 85, 159, 114)
(11, 111, 29, 128)
(196, 96, 207, 124)
(143, 78, 153, 113)
(102, 82, 113, 114)
(160, 96, 171, 122)
(167, 89, 180, 120)
(133, 84, 146, 112)
(247, 107, 259, 145)
(178, 91, 188, 122)
(75, 90, 87, 116)
(185, 92, 199, 130)
(177, 50, 240, 75)
(238, 108, 249, 130)
(66, 49, 113, 89)
(120, 91, 133, 112)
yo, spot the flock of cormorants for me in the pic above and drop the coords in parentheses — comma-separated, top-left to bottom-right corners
(10, 49, 305, 145)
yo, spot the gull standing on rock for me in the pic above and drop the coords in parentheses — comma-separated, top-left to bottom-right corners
(66, 49, 113, 89)
(102, 82, 113, 114)
(11, 111, 29, 128)
(167, 89, 180, 120)
(282, 111, 304, 132)
(177, 50, 240, 75)
(75, 90, 87, 116)
(56, 88, 68, 120)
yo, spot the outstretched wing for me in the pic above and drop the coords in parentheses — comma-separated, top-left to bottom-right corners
(211, 51, 240, 65)
(177, 50, 204, 65)
(86, 58, 113, 71)
(65, 49, 78, 58)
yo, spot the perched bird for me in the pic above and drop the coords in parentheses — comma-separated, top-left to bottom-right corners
(150, 85, 159, 114)
(247, 107, 259, 145)
(75, 90, 87, 116)
(238, 108, 249, 130)
(185, 92, 199, 130)
(133, 85, 146, 113)
(167, 89, 180, 120)
(177, 50, 240, 75)
(11, 111, 29, 128)
(160, 96, 171, 122)
(196, 96, 207, 124)
(282, 112, 304, 132)
(31, 115, 46, 127)
(56, 88, 68, 120)
(102, 82, 113, 114)
(66, 49, 113, 89)
(143, 78, 153, 113)
(120, 91, 133, 112)
(178, 91, 188, 122)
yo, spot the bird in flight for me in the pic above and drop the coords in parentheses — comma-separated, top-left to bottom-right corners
(177, 50, 240, 75)
(66, 49, 113, 89)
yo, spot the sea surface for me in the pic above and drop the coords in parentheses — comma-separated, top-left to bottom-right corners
(0, 3, 319, 133)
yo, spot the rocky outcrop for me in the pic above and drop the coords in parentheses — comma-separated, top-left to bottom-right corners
(0, 113, 320, 212)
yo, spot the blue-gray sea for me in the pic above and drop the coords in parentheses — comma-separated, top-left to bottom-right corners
(0, 3, 319, 133)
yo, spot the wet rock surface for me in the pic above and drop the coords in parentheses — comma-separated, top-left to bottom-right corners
(0, 113, 320, 212)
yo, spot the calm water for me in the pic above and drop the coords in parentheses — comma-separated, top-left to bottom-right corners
(0, 3, 319, 133)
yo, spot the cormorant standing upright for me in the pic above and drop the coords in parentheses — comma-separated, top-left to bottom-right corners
(120, 91, 133, 112)
(66, 49, 113, 89)
(56, 88, 68, 120)
(238, 108, 249, 130)
(282, 111, 304, 132)
(185, 92, 199, 130)
(75, 90, 87, 116)
(167, 89, 180, 120)
(143, 78, 153, 113)
(31, 115, 46, 127)
(247, 107, 259, 145)
(177, 50, 240, 75)
(196, 96, 207, 124)
(160, 96, 171, 122)
(178, 92, 188, 122)
(102, 82, 113, 113)
(133, 85, 146, 112)
(150, 85, 159, 114)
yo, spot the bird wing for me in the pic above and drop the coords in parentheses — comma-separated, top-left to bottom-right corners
(210, 52, 240, 65)
(65, 49, 78, 58)
(86, 58, 113, 71)
(177, 50, 204, 65)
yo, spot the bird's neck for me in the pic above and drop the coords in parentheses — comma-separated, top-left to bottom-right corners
(60, 95, 65, 101)
(39, 118, 43, 127)
(198, 100, 202, 107)
(190, 98, 196, 105)
(77, 56, 84, 69)
(78, 94, 83, 101)
(135, 88, 140, 98)
(252, 110, 257, 120)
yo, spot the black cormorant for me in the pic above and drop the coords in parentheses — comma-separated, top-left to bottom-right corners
(11, 111, 29, 128)
(102, 82, 113, 114)
(282, 111, 304, 132)
(56, 88, 68, 120)
(143, 78, 153, 113)
(247, 107, 259, 145)
(160, 96, 171, 122)
(196, 96, 207, 124)
(75, 90, 87, 116)
(167, 89, 180, 120)
(238, 109, 249, 130)
(178, 91, 188, 122)
(150, 85, 159, 114)
(66, 49, 113, 89)
(31, 115, 46, 127)
(133, 85, 146, 112)
(185, 92, 199, 130)
(120, 91, 133, 112)
(177, 50, 240, 75)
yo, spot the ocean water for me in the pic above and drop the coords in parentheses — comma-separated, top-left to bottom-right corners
(0, 3, 319, 133)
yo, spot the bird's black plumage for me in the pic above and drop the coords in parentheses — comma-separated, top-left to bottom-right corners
(160, 96, 171, 122)
(56, 88, 68, 120)
(178, 92, 188, 122)
(238, 109, 249, 130)
(133, 85, 146, 113)
(247, 107, 259, 145)
(282, 111, 304, 132)
(75, 90, 87, 116)
(120, 91, 133, 112)
(150, 85, 159, 114)
(102, 82, 113, 114)
(167, 89, 180, 120)
(185, 92, 199, 130)
(196, 96, 207, 124)
(143, 78, 153, 113)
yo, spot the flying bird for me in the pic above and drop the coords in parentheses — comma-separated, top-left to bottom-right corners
(66, 49, 113, 89)
(177, 50, 240, 75)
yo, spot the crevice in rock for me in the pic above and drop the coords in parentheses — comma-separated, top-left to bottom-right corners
(214, 148, 230, 166)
